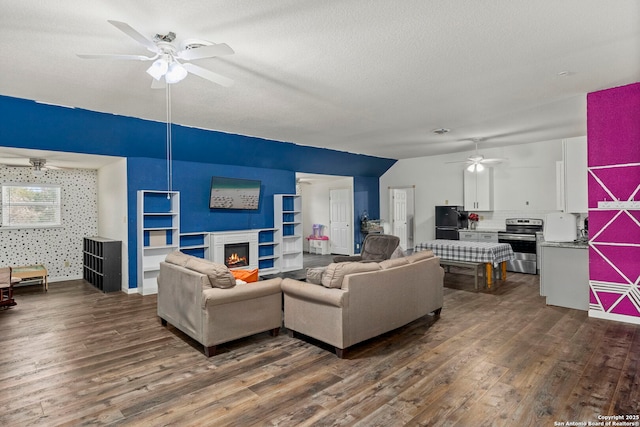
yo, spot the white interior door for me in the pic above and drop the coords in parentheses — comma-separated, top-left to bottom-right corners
(392, 188, 408, 248)
(329, 188, 352, 255)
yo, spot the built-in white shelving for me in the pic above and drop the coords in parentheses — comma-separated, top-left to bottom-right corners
(179, 232, 209, 259)
(257, 228, 280, 275)
(137, 190, 180, 295)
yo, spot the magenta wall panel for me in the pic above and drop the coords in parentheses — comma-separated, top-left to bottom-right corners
(587, 82, 640, 324)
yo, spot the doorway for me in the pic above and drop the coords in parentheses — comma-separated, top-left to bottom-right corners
(389, 186, 415, 250)
(296, 173, 354, 256)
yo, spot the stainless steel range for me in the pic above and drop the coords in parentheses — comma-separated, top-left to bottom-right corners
(498, 218, 543, 274)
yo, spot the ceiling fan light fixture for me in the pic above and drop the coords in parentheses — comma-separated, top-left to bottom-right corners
(146, 57, 169, 80)
(165, 62, 188, 84)
(466, 163, 485, 173)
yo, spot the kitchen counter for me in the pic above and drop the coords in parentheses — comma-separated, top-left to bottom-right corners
(540, 240, 588, 249)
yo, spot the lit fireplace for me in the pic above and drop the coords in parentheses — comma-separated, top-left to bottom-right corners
(224, 242, 249, 268)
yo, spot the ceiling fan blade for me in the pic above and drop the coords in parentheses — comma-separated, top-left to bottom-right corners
(480, 158, 507, 164)
(77, 53, 156, 61)
(183, 63, 234, 87)
(151, 77, 166, 90)
(445, 160, 472, 164)
(107, 20, 158, 53)
(178, 43, 235, 61)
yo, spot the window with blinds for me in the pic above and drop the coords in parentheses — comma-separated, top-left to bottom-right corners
(1, 184, 62, 227)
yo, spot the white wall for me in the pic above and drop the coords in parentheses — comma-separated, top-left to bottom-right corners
(299, 175, 352, 252)
(380, 139, 563, 245)
(97, 158, 129, 291)
(0, 167, 98, 281)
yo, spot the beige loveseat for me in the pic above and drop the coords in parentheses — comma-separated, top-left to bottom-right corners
(157, 251, 283, 356)
(282, 250, 444, 357)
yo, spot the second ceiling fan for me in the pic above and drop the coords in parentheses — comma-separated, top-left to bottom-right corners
(448, 138, 507, 172)
(78, 20, 234, 87)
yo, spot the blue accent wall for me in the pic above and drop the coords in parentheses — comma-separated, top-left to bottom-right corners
(0, 95, 397, 289)
(354, 176, 381, 249)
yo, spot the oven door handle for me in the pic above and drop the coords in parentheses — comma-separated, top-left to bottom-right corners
(498, 233, 537, 242)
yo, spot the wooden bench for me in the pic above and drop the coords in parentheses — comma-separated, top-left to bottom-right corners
(439, 259, 508, 290)
(439, 259, 485, 290)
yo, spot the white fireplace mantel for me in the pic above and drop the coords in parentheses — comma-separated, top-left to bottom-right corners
(209, 230, 259, 270)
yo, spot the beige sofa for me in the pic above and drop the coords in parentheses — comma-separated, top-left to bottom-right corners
(282, 250, 444, 357)
(157, 252, 283, 356)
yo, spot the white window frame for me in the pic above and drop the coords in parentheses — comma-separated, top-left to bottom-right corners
(1, 183, 62, 228)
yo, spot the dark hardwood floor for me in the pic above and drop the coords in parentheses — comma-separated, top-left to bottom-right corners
(1, 264, 638, 426)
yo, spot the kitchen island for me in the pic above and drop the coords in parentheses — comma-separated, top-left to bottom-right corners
(539, 240, 589, 310)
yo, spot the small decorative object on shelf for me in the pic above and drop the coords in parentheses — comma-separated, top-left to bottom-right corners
(469, 212, 479, 230)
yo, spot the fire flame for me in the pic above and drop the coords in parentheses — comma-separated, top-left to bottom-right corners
(226, 253, 247, 266)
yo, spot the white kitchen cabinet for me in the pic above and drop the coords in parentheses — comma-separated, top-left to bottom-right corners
(561, 136, 588, 213)
(464, 168, 493, 211)
(539, 243, 589, 310)
(459, 230, 498, 243)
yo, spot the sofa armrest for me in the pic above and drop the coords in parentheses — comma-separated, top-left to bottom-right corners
(281, 278, 347, 308)
(202, 277, 282, 308)
(333, 255, 363, 263)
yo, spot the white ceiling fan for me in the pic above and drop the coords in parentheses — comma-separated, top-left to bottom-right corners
(447, 138, 507, 172)
(77, 20, 234, 87)
(0, 158, 64, 176)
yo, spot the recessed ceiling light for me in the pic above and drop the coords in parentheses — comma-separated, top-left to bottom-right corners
(432, 128, 451, 135)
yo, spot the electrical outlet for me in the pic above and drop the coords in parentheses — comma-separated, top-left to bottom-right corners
(64, 260, 70, 267)
(356, 243, 360, 249)
(445, 199, 449, 205)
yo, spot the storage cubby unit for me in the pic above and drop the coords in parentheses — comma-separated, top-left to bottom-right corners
(83, 237, 122, 293)
(179, 232, 209, 259)
(274, 194, 303, 272)
(137, 190, 180, 295)
(258, 228, 280, 274)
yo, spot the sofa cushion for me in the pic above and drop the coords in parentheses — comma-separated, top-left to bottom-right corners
(406, 250, 435, 263)
(185, 257, 236, 288)
(306, 266, 327, 285)
(321, 262, 381, 289)
(379, 257, 409, 269)
(165, 250, 192, 267)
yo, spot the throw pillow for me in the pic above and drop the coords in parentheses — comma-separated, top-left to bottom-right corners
(185, 258, 236, 288)
(230, 268, 259, 283)
(321, 262, 381, 289)
(390, 245, 406, 259)
(165, 250, 192, 267)
(306, 266, 327, 285)
(406, 250, 434, 263)
(379, 257, 409, 269)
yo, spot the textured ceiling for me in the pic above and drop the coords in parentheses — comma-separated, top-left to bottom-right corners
(0, 0, 638, 162)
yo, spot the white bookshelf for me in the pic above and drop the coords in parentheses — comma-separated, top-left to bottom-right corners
(274, 194, 303, 272)
(137, 190, 180, 295)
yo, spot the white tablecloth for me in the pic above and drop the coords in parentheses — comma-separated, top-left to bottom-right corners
(414, 240, 515, 266)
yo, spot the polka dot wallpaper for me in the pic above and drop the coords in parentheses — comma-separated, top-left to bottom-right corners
(0, 166, 98, 280)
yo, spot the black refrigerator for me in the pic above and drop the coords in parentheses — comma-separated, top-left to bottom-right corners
(435, 206, 468, 240)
